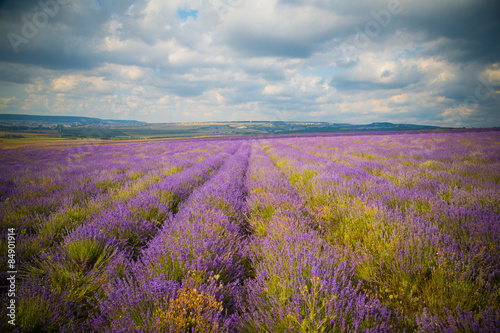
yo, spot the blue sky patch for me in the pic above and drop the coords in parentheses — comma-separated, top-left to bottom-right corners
(396, 46, 425, 60)
(177, 8, 198, 21)
(404, 46, 425, 56)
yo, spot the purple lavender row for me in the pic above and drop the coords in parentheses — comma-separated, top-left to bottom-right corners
(1, 142, 224, 273)
(267, 135, 499, 225)
(0, 140, 184, 201)
(279, 132, 499, 184)
(240, 142, 397, 332)
(0, 140, 196, 231)
(90, 143, 251, 332)
(275, 136, 445, 204)
(273, 135, 500, 255)
(265, 135, 500, 330)
(281, 133, 500, 212)
(64, 142, 240, 258)
(22, 140, 222, 226)
(5, 141, 238, 331)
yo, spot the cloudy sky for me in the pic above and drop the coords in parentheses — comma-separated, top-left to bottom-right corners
(0, 0, 499, 126)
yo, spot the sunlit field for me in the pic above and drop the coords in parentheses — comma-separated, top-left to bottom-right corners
(1, 131, 499, 332)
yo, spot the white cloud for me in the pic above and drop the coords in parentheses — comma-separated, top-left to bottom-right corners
(0, 96, 17, 109)
(482, 63, 500, 84)
(51, 75, 114, 94)
(263, 84, 285, 95)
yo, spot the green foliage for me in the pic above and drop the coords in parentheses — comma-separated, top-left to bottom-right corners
(27, 239, 127, 307)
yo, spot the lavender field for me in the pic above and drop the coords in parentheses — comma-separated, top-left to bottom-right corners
(1, 131, 500, 332)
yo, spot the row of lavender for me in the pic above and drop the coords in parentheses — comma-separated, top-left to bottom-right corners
(0, 140, 237, 273)
(241, 143, 397, 331)
(1, 131, 499, 332)
(0, 139, 240, 330)
(263, 131, 500, 331)
(93, 143, 252, 331)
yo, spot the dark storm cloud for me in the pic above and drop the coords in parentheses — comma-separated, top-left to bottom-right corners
(0, 0, 134, 69)
(330, 68, 423, 91)
(222, 32, 313, 59)
(0, 0, 201, 73)
(396, 0, 500, 64)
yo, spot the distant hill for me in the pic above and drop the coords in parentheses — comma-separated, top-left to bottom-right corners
(0, 115, 447, 139)
(0, 114, 144, 125)
(118, 121, 444, 139)
(335, 122, 442, 131)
